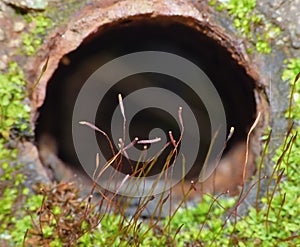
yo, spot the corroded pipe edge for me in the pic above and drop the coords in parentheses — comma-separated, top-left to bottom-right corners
(26, 0, 269, 155)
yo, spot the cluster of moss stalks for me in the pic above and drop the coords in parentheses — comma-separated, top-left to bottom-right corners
(0, 1, 300, 246)
(0, 59, 299, 246)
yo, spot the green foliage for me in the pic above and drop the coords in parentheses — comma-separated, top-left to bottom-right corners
(0, 62, 30, 139)
(10, 215, 33, 244)
(0, 188, 18, 230)
(0, 188, 44, 245)
(282, 58, 300, 84)
(164, 195, 236, 246)
(0, 62, 32, 245)
(21, 13, 53, 56)
(212, 0, 281, 54)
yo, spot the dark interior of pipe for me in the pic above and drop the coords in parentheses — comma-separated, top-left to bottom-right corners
(35, 16, 257, 180)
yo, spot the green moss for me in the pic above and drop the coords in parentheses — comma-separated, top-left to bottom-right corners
(0, 62, 31, 138)
(0, 61, 30, 197)
(20, 12, 53, 56)
(15, 0, 91, 57)
(0, 62, 33, 245)
(211, 0, 281, 54)
(163, 195, 236, 246)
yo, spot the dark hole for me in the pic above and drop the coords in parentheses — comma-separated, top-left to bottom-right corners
(35, 16, 256, 181)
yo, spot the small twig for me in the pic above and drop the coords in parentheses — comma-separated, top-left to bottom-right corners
(137, 137, 162, 144)
(287, 72, 300, 129)
(236, 112, 261, 204)
(29, 57, 49, 97)
(198, 192, 228, 241)
(256, 129, 272, 213)
(79, 121, 116, 157)
(118, 93, 126, 145)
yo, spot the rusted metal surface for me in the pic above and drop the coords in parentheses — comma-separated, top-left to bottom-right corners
(23, 0, 270, 198)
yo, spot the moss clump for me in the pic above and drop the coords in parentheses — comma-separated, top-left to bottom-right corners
(20, 12, 53, 56)
(210, 0, 281, 54)
(0, 62, 31, 138)
(0, 62, 32, 245)
(18, 0, 89, 56)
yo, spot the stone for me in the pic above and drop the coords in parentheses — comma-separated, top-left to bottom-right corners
(18, 142, 50, 187)
(296, 20, 300, 36)
(13, 21, 25, 32)
(0, 54, 8, 70)
(8, 38, 21, 48)
(291, 39, 300, 49)
(0, 28, 4, 41)
(268, 0, 284, 9)
(2, 0, 48, 10)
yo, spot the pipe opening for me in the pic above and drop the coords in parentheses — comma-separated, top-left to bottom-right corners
(35, 16, 258, 191)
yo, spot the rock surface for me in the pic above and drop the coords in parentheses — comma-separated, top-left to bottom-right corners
(258, 0, 300, 49)
(1, 0, 48, 10)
